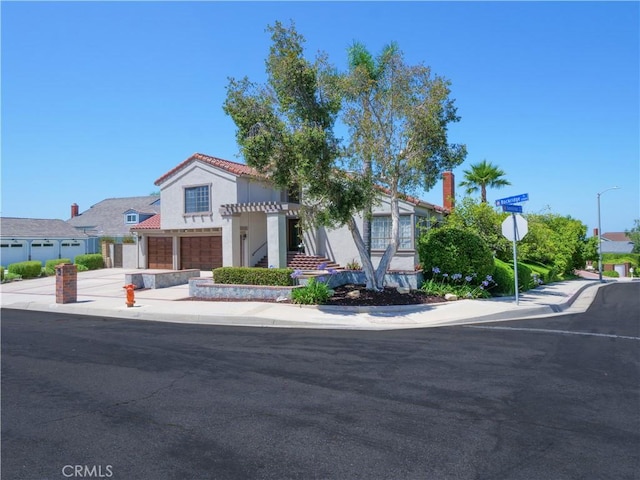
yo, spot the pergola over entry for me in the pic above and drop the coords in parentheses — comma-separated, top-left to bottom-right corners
(219, 201, 300, 269)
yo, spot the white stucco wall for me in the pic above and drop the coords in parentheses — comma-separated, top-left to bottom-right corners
(307, 197, 440, 271)
(158, 162, 239, 230)
(236, 177, 281, 203)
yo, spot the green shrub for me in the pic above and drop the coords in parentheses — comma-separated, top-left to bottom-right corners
(0, 266, 4, 282)
(515, 262, 534, 291)
(603, 270, 619, 278)
(100, 236, 115, 244)
(492, 259, 515, 295)
(212, 267, 294, 286)
(76, 264, 89, 272)
(122, 235, 136, 244)
(45, 258, 72, 276)
(345, 259, 362, 270)
(291, 278, 332, 304)
(492, 259, 535, 295)
(418, 227, 494, 281)
(8, 261, 43, 279)
(74, 254, 104, 270)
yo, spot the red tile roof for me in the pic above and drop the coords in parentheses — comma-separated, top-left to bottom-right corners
(131, 214, 161, 230)
(153, 152, 446, 213)
(154, 153, 262, 186)
(602, 232, 631, 242)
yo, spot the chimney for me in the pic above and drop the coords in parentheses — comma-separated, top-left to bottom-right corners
(71, 203, 79, 218)
(442, 171, 455, 211)
(593, 228, 599, 237)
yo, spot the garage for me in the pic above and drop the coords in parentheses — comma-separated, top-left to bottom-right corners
(180, 236, 222, 270)
(0, 241, 28, 266)
(148, 237, 173, 269)
(30, 241, 59, 264)
(60, 240, 86, 263)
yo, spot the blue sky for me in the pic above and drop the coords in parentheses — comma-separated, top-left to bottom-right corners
(2, 1, 638, 235)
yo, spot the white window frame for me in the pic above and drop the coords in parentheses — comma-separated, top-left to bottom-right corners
(125, 213, 138, 224)
(371, 215, 413, 250)
(184, 184, 211, 214)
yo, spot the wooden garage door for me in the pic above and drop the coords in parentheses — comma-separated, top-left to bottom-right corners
(180, 236, 222, 270)
(148, 237, 173, 269)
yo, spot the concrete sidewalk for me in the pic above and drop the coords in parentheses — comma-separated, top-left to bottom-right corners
(0, 268, 626, 330)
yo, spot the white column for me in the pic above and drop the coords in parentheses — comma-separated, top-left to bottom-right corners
(222, 214, 241, 267)
(172, 235, 179, 270)
(266, 212, 286, 268)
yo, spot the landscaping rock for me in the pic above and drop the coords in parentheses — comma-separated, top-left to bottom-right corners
(444, 293, 458, 301)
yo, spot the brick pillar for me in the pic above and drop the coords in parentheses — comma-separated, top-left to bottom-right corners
(443, 171, 455, 211)
(55, 263, 77, 304)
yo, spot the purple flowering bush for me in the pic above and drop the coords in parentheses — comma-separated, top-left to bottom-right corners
(421, 267, 496, 299)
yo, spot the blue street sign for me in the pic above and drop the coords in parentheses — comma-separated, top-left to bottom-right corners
(502, 204, 523, 213)
(495, 193, 529, 206)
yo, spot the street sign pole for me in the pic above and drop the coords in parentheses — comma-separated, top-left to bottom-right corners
(512, 213, 519, 305)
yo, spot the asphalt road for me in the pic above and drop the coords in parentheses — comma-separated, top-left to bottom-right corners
(2, 282, 639, 480)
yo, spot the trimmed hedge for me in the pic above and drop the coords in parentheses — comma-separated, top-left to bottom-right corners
(213, 267, 294, 286)
(45, 258, 72, 276)
(603, 270, 619, 278)
(8, 261, 43, 279)
(74, 254, 104, 270)
(492, 259, 534, 295)
(418, 227, 495, 281)
(0, 266, 4, 282)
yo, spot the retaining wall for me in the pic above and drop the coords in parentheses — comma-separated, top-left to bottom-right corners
(188, 270, 424, 300)
(189, 279, 299, 300)
(299, 270, 424, 289)
(126, 269, 200, 289)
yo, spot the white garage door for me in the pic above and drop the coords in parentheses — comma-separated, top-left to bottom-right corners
(0, 241, 28, 266)
(30, 241, 59, 264)
(60, 240, 86, 263)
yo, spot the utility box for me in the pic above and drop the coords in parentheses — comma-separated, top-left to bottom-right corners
(55, 263, 77, 304)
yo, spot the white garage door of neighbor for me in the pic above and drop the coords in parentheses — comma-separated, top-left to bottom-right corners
(60, 240, 85, 263)
(0, 241, 28, 266)
(30, 241, 59, 264)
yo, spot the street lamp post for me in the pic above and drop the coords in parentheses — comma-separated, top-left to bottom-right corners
(597, 186, 620, 282)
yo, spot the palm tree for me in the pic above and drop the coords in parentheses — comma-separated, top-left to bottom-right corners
(459, 160, 511, 203)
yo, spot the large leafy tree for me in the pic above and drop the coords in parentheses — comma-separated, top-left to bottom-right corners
(345, 41, 397, 256)
(518, 213, 588, 275)
(224, 22, 466, 290)
(341, 40, 466, 288)
(459, 159, 511, 203)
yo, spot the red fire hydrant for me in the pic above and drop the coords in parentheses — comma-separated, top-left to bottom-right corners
(123, 284, 136, 307)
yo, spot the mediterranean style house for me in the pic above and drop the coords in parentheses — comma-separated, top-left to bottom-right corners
(130, 153, 454, 271)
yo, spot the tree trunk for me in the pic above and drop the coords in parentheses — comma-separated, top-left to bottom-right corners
(374, 194, 400, 288)
(347, 217, 380, 290)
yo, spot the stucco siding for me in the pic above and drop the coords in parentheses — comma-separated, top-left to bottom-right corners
(236, 177, 281, 203)
(159, 163, 237, 230)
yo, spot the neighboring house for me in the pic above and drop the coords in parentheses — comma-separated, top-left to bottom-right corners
(601, 232, 634, 254)
(0, 217, 89, 265)
(67, 195, 161, 249)
(602, 232, 631, 242)
(130, 152, 452, 271)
